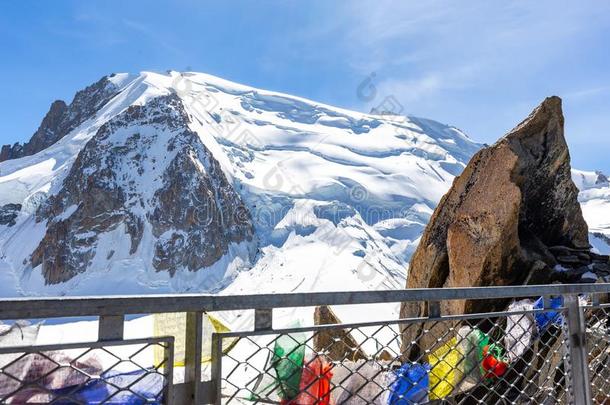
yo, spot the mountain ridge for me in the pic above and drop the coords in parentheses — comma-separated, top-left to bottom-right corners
(0, 76, 120, 162)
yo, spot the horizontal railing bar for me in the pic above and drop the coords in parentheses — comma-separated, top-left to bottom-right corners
(0, 283, 606, 320)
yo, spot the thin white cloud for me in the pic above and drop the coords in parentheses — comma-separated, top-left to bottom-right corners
(324, 0, 610, 107)
(563, 86, 610, 101)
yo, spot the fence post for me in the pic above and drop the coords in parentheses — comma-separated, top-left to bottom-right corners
(210, 333, 223, 405)
(565, 294, 592, 404)
(98, 315, 124, 341)
(254, 308, 273, 331)
(185, 311, 203, 404)
(428, 301, 441, 318)
(164, 337, 175, 405)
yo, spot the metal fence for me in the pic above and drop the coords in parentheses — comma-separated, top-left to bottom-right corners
(2, 284, 610, 404)
(0, 338, 173, 404)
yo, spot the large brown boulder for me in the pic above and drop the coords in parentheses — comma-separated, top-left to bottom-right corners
(400, 96, 589, 358)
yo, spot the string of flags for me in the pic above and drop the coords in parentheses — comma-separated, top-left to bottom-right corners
(247, 296, 565, 404)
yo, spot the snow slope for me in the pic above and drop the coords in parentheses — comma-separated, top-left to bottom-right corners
(0, 71, 481, 297)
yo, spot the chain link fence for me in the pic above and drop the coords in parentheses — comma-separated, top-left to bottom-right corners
(584, 301, 610, 404)
(214, 305, 572, 404)
(0, 338, 173, 404)
(2, 286, 610, 403)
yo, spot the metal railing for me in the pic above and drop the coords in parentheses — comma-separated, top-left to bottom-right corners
(2, 283, 610, 403)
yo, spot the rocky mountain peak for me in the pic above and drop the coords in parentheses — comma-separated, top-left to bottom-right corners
(0, 76, 119, 162)
(504, 96, 588, 249)
(30, 93, 255, 285)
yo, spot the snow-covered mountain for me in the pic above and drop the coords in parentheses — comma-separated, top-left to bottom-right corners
(572, 169, 610, 253)
(0, 71, 482, 297)
(0, 71, 606, 298)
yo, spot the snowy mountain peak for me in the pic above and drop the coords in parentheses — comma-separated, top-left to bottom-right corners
(0, 70, 557, 297)
(30, 94, 255, 286)
(572, 168, 609, 190)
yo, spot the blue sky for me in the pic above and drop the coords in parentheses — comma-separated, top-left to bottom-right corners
(1, 0, 609, 171)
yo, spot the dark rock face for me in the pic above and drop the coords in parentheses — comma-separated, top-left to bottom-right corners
(31, 94, 254, 284)
(149, 144, 252, 274)
(0, 77, 119, 162)
(400, 97, 591, 358)
(596, 171, 609, 186)
(0, 204, 21, 227)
